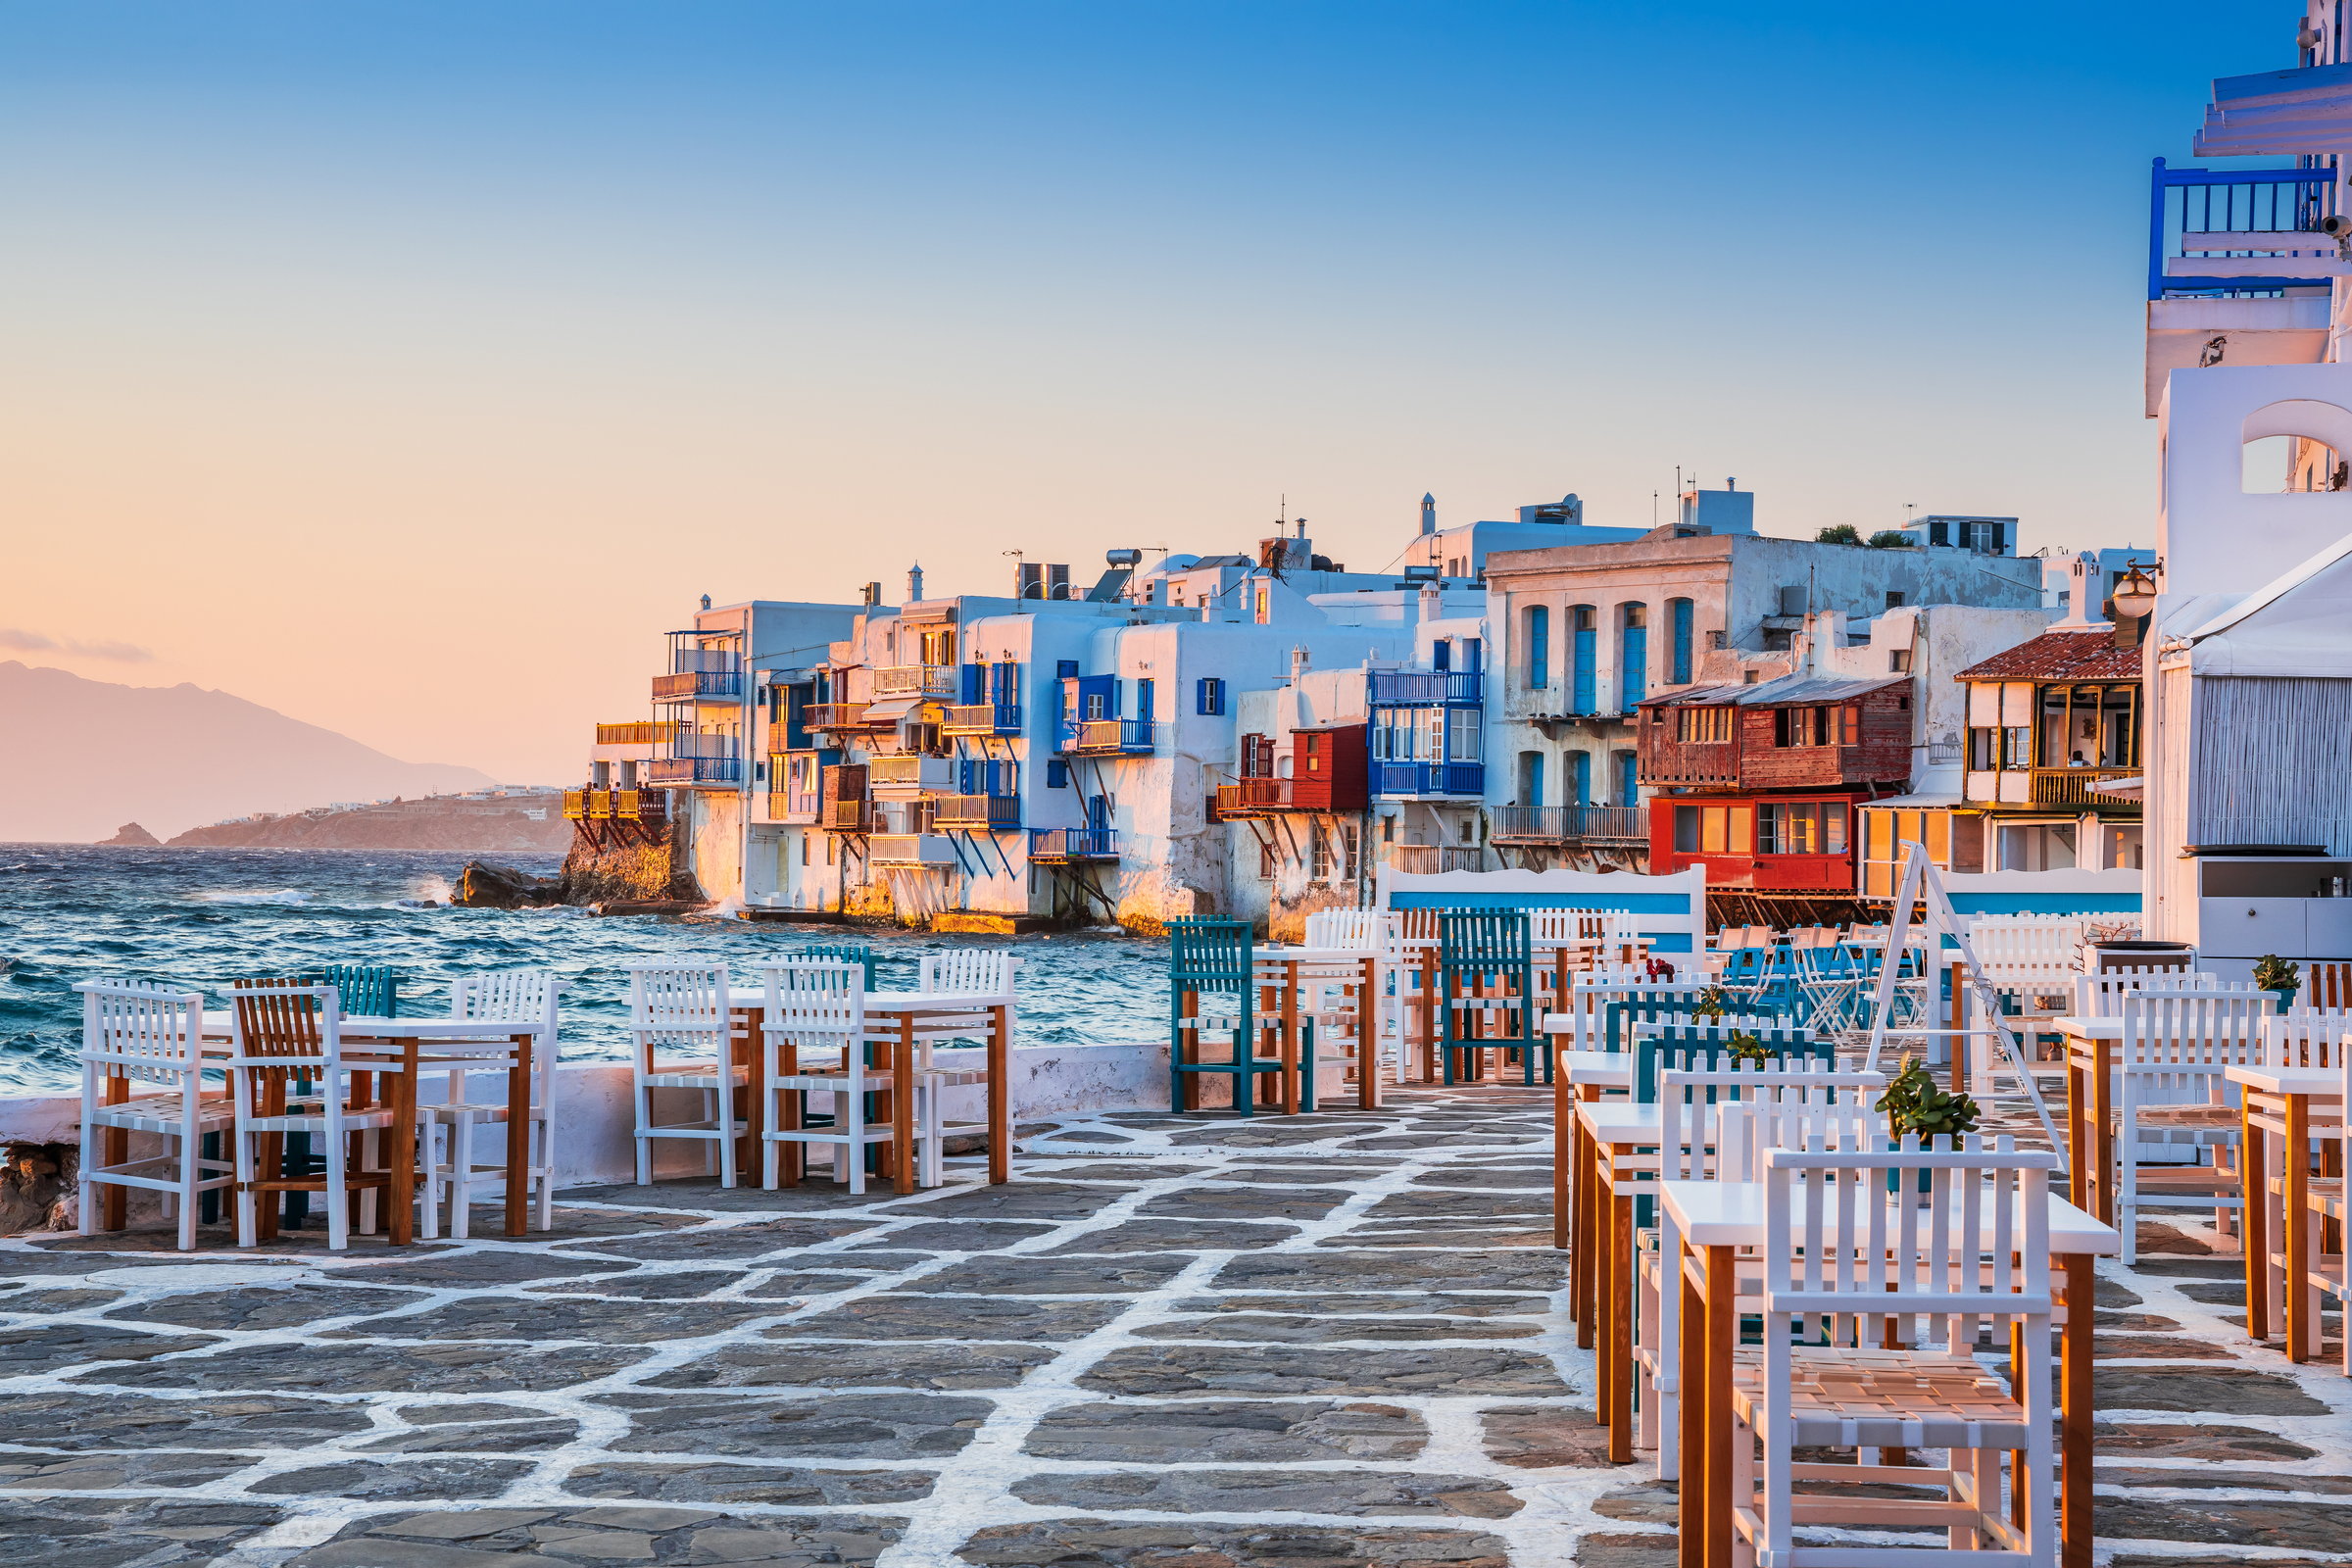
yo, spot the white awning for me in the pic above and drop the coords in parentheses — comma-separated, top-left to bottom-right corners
(861, 697, 921, 724)
(2185, 527, 2352, 677)
(2193, 63, 2352, 157)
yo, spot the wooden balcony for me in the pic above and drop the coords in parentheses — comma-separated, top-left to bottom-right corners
(934, 794, 1020, 829)
(943, 703, 1022, 737)
(652, 669, 742, 703)
(805, 703, 869, 731)
(1389, 845, 1485, 874)
(2030, 766, 2141, 808)
(1490, 805, 1648, 844)
(1061, 718, 1154, 756)
(595, 721, 677, 747)
(872, 663, 958, 699)
(869, 833, 957, 867)
(820, 799, 871, 834)
(1029, 827, 1118, 862)
(565, 789, 662, 824)
(1213, 779, 1291, 818)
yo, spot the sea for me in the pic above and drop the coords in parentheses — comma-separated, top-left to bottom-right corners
(0, 845, 1171, 1097)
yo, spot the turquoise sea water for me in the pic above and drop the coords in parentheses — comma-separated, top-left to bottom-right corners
(0, 845, 1170, 1096)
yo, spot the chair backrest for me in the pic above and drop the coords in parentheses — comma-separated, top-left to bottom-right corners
(920, 948, 1016, 997)
(1601, 989, 1763, 1053)
(626, 964, 730, 1043)
(1302, 907, 1386, 950)
(761, 960, 865, 1042)
(1638, 1027, 1827, 1102)
(2298, 961, 2352, 1012)
(75, 980, 205, 1084)
(2077, 969, 2226, 1016)
(1170, 918, 1252, 997)
(450, 968, 558, 1029)
(1967, 914, 2085, 980)
(2119, 990, 2266, 1106)
(1439, 909, 1532, 981)
(1658, 1061, 1887, 1183)
(1763, 1135, 2054, 1353)
(2260, 1008, 2352, 1068)
(303, 963, 399, 1018)
(798, 942, 876, 991)
(230, 980, 340, 1076)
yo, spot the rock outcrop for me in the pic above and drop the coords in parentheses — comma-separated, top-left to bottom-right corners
(96, 822, 160, 847)
(558, 825, 704, 906)
(449, 859, 565, 908)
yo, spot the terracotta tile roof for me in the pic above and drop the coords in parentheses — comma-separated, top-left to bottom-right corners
(1951, 630, 2141, 683)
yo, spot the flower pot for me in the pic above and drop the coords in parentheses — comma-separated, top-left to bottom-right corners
(1886, 1138, 1936, 1194)
(2267, 986, 2299, 1013)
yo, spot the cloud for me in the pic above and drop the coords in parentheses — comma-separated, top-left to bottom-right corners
(0, 627, 152, 662)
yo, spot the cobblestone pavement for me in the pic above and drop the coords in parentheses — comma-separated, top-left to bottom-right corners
(3, 1084, 2350, 1567)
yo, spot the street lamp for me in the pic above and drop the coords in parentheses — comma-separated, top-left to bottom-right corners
(2111, 563, 2158, 621)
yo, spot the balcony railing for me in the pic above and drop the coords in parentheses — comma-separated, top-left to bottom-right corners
(645, 757, 741, 785)
(2030, 766, 2140, 808)
(1925, 739, 1962, 766)
(1490, 805, 1648, 844)
(1214, 779, 1291, 818)
(653, 669, 743, 702)
(943, 703, 1022, 737)
(1060, 718, 1155, 755)
(934, 794, 1021, 829)
(869, 833, 958, 867)
(562, 789, 586, 820)
(805, 703, 868, 731)
(2150, 158, 2338, 300)
(768, 789, 820, 822)
(1030, 827, 1118, 861)
(1368, 669, 1484, 705)
(566, 788, 662, 821)
(596, 721, 677, 747)
(1390, 845, 1486, 874)
(1374, 760, 1486, 797)
(821, 799, 871, 833)
(872, 663, 958, 699)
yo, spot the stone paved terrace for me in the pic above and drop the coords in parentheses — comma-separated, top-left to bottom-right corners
(2, 1084, 2349, 1568)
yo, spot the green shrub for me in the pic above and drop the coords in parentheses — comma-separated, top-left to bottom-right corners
(1816, 524, 1862, 545)
(1867, 530, 1912, 548)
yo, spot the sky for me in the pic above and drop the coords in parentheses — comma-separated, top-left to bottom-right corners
(0, 2, 2287, 784)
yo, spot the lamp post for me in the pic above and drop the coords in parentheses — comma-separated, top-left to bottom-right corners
(2111, 563, 2158, 621)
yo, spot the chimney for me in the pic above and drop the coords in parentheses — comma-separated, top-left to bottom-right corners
(862, 581, 882, 608)
(1291, 646, 1311, 681)
(1420, 493, 1437, 536)
(1418, 582, 1442, 623)
(907, 564, 924, 603)
(1726, 476, 1736, 491)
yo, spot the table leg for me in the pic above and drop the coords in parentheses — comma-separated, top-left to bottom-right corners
(1552, 1046, 1570, 1250)
(1420, 948, 1438, 1082)
(2243, 1101, 2270, 1342)
(739, 1005, 766, 1181)
(1678, 1240, 1704, 1568)
(2061, 1251, 2092, 1568)
(507, 1033, 531, 1236)
(259, 1075, 285, 1245)
(388, 1042, 416, 1247)
(2067, 1052, 2085, 1213)
(2091, 1045, 2114, 1227)
(1574, 1107, 1595, 1347)
(1705, 1244, 1734, 1568)
(100, 1075, 128, 1232)
(1360, 955, 1380, 1109)
(893, 1020, 915, 1196)
(988, 1004, 1009, 1185)
(779, 1038, 802, 1187)
(2286, 1092, 2309, 1362)
(1606, 1169, 1632, 1464)
(1281, 960, 1299, 1115)
(1948, 959, 1967, 1095)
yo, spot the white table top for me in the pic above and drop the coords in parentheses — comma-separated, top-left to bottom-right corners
(1659, 1177, 2120, 1256)
(2051, 1016, 2123, 1039)
(1578, 1101, 1664, 1142)
(859, 990, 1015, 1011)
(1253, 947, 1380, 964)
(2225, 1062, 2348, 1096)
(201, 1012, 542, 1041)
(1561, 1050, 1633, 1087)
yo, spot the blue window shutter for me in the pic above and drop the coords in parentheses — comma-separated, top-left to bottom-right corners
(1197, 677, 1209, 714)
(1573, 618, 1595, 713)
(959, 760, 976, 796)
(984, 760, 1001, 796)
(1047, 760, 1069, 788)
(1056, 659, 1079, 680)
(1112, 679, 1123, 717)
(1463, 638, 1481, 673)
(1572, 751, 1591, 807)
(1529, 608, 1548, 691)
(1137, 678, 1153, 722)
(960, 663, 984, 703)
(1433, 640, 1450, 671)
(1671, 600, 1692, 684)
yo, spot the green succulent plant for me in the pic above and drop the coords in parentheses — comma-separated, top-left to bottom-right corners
(1725, 1030, 1771, 1066)
(2253, 954, 2300, 993)
(1691, 985, 1730, 1022)
(1875, 1054, 1981, 1144)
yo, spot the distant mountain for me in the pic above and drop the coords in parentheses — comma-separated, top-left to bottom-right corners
(0, 662, 500, 844)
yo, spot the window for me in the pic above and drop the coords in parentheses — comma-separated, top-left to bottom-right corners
(1310, 821, 1329, 879)
(1342, 822, 1358, 881)
(1056, 659, 1079, 681)
(1196, 677, 1225, 715)
(919, 629, 955, 666)
(1755, 803, 1848, 856)
(1670, 598, 1692, 684)
(1446, 712, 1481, 761)
(1675, 707, 1733, 744)
(2003, 726, 2034, 768)
(1253, 585, 1270, 623)
(800, 833, 808, 866)
(1259, 840, 1275, 879)
(1046, 760, 1069, 788)
(1889, 649, 1912, 672)
(1621, 604, 1648, 708)
(1886, 591, 1905, 609)
(1136, 678, 1153, 723)
(1527, 606, 1550, 690)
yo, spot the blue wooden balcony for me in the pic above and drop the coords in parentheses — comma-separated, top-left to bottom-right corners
(934, 794, 1021, 830)
(1030, 827, 1118, 862)
(645, 756, 741, 786)
(652, 669, 743, 703)
(1059, 718, 1154, 756)
(1368, 670, 1483, 706)
(944, 703, 1022, 737)
(2149, 158, 2340, 299)
(1374, 761, 1485, 798)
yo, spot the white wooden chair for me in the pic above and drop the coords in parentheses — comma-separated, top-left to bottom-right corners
(74, 981, 236, 1250)
(918, 948, 1018, 998)
(2258, 1008, 2352, 1070)
(626, 963, 744, 1189)
(910, 949, 1019, 1182)
(1733, 1135, 2058, 1566)
(423, 969, 560, 1236)
(2111, 989, 2267, 1262)
(225, 982, 402, 1251)
(1637, 1061, 1887, 1478)
(758, 961, 889, 1192)
(2293, 1037, 2351, 1372)
(1304, 908, 1408, 1086)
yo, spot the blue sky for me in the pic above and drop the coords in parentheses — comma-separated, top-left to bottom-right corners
(0, 2, 2286, 778)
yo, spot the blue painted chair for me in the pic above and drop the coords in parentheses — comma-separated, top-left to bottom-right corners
(1601, 995, 1790, 1055)
(798, 943, 876, 992)
(1169, 919, 1280, 1114)
(274, 965, 399, 1228)
(1439, 910, 1538, 1085)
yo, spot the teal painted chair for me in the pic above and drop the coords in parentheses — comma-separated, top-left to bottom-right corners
(277, 965, 399, 1228)
(798, 943, 876, 992)
(1439, 910, 1538, 1085)
(1169, 919, 1280, 1114)
(1601, 995, 1790, 1055)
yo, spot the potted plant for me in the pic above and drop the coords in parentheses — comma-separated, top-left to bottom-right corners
(2253, 954, 2300, 1012)
(1874, 1055, 1981, 1192)
(1692, 985, 1730, 1023)
(1724, 1029, 1771, 1067)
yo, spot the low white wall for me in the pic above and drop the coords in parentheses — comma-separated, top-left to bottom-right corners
(1, 1041, 1198, 1192)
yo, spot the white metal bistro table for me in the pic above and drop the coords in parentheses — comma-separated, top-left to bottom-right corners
(1660, 1177, 2119, 1568)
